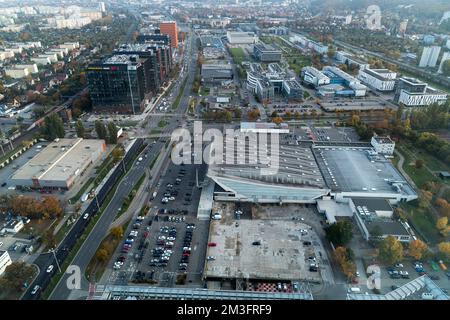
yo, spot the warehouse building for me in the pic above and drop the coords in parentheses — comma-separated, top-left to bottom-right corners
(11, 138, 106, 190)
(201, 63, 233, 83)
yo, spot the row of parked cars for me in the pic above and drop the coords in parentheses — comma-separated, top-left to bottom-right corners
(179, 224, 196, 271)
(149, 225, 178, 268)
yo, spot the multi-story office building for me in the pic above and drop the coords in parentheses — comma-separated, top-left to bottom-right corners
(394, 77, 448, 106)
(301, 66, 330, 87)
(114, 44, 161, 94)
(87, 55, 147, 114)
(159, 21, 178, 48)
(357, 68, 397, 91)
(419, 46, 441, 68)
(253, 43, 282, 62)
(282, 80, 303, 100)
(137, 33, 171, 46)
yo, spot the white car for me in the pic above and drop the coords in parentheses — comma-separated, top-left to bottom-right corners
(395, 263, 404, 268)
(31, 285, 40, 295)
(46, 265, 54, 273)
(167, 237, 176, 241)
(207, 256, 216, 261)
(83, 213, 89, 220)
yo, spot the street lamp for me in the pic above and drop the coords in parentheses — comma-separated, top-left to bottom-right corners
(51, 248, 62, 273)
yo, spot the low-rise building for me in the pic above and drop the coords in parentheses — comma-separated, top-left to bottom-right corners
(3, 219, 24, 233)
(253, 43, 282, 62)
(201, 64, 233, 83)
(11, 138, 106, 190)
(31, 56, 51, 65)
(371, 134, 395, 155)
(0, 250, 12, 276)
(358, 68, 397, 91)
(226, 31, 258, 44)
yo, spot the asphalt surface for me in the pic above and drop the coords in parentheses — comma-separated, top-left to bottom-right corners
(34, 29, 199, 300)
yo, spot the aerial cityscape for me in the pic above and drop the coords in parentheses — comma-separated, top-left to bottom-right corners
(1, 0, 450, 305)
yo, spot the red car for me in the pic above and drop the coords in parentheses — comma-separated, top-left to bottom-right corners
(182, 253, 190, 257)
(143, 231, 149, 238)
(207, 243, 217, 247)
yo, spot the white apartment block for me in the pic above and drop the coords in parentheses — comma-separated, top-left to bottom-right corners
(419, 46, 441, 68)
(32, 56, 51, 65)
(5, 67, 30, 79)
(15, 64, 38, 74)
(0, 250, 12, 276)
(398, 89, 448, 106)
(438, 51, 450, 74)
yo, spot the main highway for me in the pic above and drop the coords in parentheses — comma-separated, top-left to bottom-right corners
(21, 26, 198, 300)
(48, 28, 197, 300)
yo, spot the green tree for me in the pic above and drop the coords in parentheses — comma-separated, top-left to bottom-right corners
(75, 120, 85, 138)
(0, 262, 36, 298)
(325, 220, 353, 246)
(41, 114, 65, 140)
(107, 122, 118, 144)
(95, 121, 108, 141)
(378, 235, 404, 265)
(442, 60, 450, 77)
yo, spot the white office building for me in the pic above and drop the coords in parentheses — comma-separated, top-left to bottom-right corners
(226, 31, 257, 44)
(419, 46, 441, 68)
(371, 134, 395, 155)
(358, 68, 397, 91)
(301, 66, 330, 87)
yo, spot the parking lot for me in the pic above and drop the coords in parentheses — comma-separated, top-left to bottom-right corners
(104, 161, 210, 288)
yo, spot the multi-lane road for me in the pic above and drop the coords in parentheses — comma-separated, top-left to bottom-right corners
(26, 29, 198, 300)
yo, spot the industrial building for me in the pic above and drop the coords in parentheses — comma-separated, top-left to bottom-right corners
(87, 55, 147, 114)
(11, 138, 106, 190)
(253, 43, 282, 62)
(159, 21, 178, 48)
(201, 63, 233, 83)
(394, 77, 447, 107)
(357, 68, 397, 92)
(226, 31, 258, 44)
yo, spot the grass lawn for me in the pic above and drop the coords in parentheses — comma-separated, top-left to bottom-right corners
(398, 145, 440, 188)
(229, 47, 246, 65)
(158, 119, 168, 128)
(85, 220, 130, 282)
(405, 205, 441, 245)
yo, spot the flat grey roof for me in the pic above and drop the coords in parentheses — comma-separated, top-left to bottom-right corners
(208, 143, 326, 188)
(11, 138, 105, 183)
(366, 219, 409, 236)
(205, 219, 322, 282)
(351, 197, 393, 212)
(313, 147, 416, 196)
